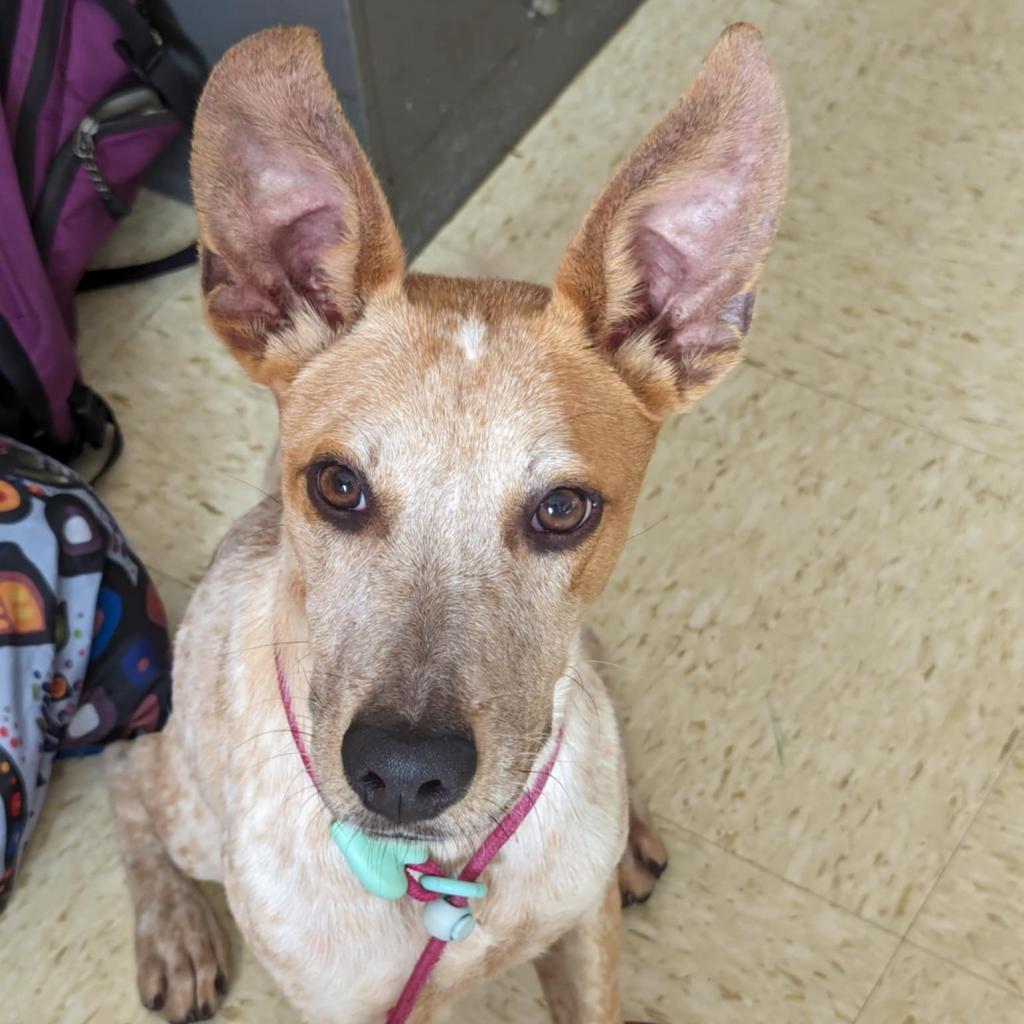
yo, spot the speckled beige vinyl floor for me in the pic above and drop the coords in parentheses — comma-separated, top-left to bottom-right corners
(3, 1, 1023, 1021)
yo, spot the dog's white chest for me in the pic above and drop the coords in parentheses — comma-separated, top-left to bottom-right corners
(223, 720, 625, 1023)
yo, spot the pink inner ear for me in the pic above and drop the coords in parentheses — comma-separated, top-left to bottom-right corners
(273, 207, 347, 327)
(633, 169, 756, 356)
(203, 251, 287, 348)
(202, 145, 350, 336)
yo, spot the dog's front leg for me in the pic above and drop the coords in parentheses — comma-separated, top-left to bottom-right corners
(535, 875, 622, 1024)
(107, 735, 230, 1023)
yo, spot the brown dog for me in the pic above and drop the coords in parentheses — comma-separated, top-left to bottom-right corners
(106, 22, 787, 1024)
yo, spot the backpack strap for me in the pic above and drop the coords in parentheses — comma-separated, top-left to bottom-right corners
(0, 313, 59, 448)
(91, 0, 206, 124)
(137, 0, 208, 82)
(0, 325, 123, 484)
(77, 242, 197, 292)
(69, 382, 123, 483)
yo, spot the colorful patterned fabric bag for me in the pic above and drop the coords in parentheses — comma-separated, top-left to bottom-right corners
(0, 435, 172, 910)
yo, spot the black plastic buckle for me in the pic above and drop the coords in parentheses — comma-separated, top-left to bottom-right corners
(69, 383, 110, 449)
(113, 32, 164, 81)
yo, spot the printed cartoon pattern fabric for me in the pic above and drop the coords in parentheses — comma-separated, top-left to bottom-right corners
(0, 436, 172, 910)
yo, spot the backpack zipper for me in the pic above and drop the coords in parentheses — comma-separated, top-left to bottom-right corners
(73, 87, 168, 219)
(30, 87, 175, 258)
(73, 115, 131, 220)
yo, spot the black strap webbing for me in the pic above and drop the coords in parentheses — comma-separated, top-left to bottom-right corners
(91, 0, 206, 123)
(77, 242, 197, 292)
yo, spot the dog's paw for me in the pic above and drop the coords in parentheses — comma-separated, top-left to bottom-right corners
(135, 873, 230, 1023)
(618, 792, 668, 908)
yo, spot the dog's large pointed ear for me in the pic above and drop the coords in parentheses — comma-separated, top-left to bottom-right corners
(190, 27, 405, 389)
(554, 24, 788, 417)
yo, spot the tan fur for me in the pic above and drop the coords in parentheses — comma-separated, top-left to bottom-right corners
(618, 788, 670, 907)
(108, 23, 788, 1024)
(536, 876, 623, 1022)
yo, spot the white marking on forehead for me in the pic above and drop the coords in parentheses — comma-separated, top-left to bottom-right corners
(525, 443, 589, 482)
(454, 317, 487, 361)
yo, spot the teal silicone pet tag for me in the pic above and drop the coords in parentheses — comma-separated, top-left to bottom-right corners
(330, 821, 429, 900)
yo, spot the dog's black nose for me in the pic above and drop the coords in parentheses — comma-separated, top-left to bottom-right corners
(341, 720, 477, 824)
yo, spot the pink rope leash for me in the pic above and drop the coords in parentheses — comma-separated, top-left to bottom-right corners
(277, 653, 321, 791)
(274, 651, 563, 1024)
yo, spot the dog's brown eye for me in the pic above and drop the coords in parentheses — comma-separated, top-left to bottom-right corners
(315, 463, 366, 512)
(532, 488, 592, 534)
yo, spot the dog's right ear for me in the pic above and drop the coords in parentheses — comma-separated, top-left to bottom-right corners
(190, 27, 405, 389)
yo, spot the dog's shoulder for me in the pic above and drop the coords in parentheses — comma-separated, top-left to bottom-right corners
(207, 495, 281, 574)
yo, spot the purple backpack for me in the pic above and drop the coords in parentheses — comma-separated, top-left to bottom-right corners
(0, 0, 204, 478)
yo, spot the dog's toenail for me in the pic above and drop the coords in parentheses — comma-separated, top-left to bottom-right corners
(215, 972, 228, 995)
(198, 1004, 213, 1021)
(622, 891, 636, 908)
(648, 859, 667, 879)
(146, 993, 165, 1011)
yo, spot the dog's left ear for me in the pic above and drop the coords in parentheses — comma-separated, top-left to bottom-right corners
(554, 23, 789, 417)
(190, 26, 405, 389)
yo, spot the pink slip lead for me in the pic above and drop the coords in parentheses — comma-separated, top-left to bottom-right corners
(274, 650, 563, 1024)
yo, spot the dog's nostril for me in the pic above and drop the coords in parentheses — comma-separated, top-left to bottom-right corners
(361, 771, 385, 792)
(417, 779, 445, 800)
